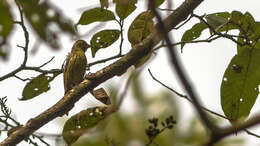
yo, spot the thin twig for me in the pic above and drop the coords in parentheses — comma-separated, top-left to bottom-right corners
(148, 69, 227, 120)
(0, 4, 29, 81)
(149, 0, 216, 131)
(153, 35, 221, 51)
(148, 69, 260, 139)
(174, 14, 193, 30)
(13, 75, 31, 82)
(191, 14, 250, 47)
(0, 5, 60, 81)
(38, 57, 55, 68)
(87, 54, 125, 67)
(117, 19, 124, 55)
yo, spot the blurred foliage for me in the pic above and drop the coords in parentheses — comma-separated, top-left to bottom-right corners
(16, 0, 76, 49)
(69, 75, 244, 146)
(0, 1, 13, 60)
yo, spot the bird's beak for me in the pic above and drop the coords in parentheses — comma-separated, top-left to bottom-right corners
(84, 44, 90, 52)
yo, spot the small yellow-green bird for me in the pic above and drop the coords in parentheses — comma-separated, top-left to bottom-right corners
(63, 40, 90, 94)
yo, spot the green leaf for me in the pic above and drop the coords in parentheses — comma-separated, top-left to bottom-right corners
(221, 44, 260, 122)
(21, 73, 59, 100)
(77, 8, 115, 25)
(16, 0, 75, 49)
(114, 0, 137, 20)
(236, 32, 248, 54)
(62, 107, 106, 145)
(234, 12, 257, 54)
(127, 11, 154, 68)
(90, 29, 120, 57)
(208, 12, 239, 33)
(228, 11, 255, 35)
(0, 1, 13, 60)
(205, 14, 228, 30)
(181, 22, 207, 49)
(249, 22, 260, 41)
(128, 11, 154, 46)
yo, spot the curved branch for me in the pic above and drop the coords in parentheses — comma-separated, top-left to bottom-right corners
(0, 0, 205, 145)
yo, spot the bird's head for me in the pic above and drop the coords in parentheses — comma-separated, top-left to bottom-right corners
(72, 40, 90, 52)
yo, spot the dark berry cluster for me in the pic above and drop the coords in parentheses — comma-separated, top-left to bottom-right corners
(145, 115, 176, 142)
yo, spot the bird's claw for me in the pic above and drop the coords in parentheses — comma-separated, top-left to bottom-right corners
(85, 72, 97, 80)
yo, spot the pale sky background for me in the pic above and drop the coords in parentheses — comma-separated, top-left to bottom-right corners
(1, 0, 260, 145)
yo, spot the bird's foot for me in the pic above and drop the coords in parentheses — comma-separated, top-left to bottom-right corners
(85, 72, 97, 80)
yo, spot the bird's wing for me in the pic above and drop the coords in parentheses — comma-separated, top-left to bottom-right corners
(63, 51, 87, 93)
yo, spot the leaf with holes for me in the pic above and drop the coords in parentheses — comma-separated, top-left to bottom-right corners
(181, 22, 207, 49)
(90, 29, 120, 57)
(16, 0, 75, 49)
(21, 73, 59, 100)
(0, 1, 13, 60)
(114, 0, 137, 20)
(221, 43, 260, 122)
(128, 11, 154, 67)
(128, 11, 154, 46)
(62, 107, 107, 145)
(77, 8, 115, 25)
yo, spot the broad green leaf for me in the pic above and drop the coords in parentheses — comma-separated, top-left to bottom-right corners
(90, 29, 120, 57)
(181, 22, 207, 49)
(235, 12, 257, 54)
(205, 15, 228, 30)
(62, 107, 106, 145)
(205, 12, 232, 32)
(128, 11, 154, 67)
(236, 32, 248, 54)
(229, 11, 255, 35)
(128, 11, 154, 46)
(21, 73, 59, 100)
(114, 0, 137, 20)
(77, 8, 115, 25)
(221, 44, 260, 122)
(16, 0, 75, 49)
(0, 1, 13, 60)
(249, 22, 260, 41)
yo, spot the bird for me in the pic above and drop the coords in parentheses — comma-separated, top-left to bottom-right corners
(63, 40, 90, 94)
